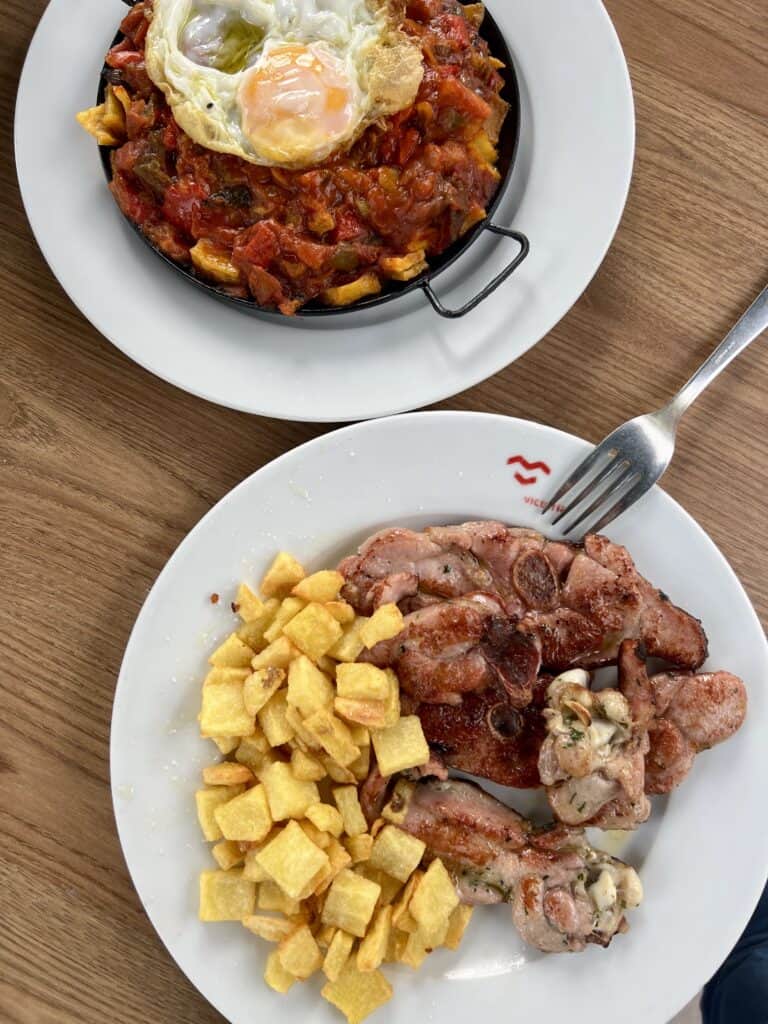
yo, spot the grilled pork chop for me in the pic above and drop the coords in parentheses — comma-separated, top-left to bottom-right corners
(384, 777, 643, 953)
(341, 522, 708, 671)
(617, 640, 747, 794)
(341, 522, 709, 787)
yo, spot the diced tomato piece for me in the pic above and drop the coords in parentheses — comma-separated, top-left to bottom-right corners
(109, 172, 155, 225)
(437, 14, 471, 48)
(334, 209, 364, 241)
(162, 179, 208, 232)
(398, 129, 421, 166)
(437, 77, 492, 122)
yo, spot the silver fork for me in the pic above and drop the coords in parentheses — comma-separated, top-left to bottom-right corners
(541, 282, 768, 538)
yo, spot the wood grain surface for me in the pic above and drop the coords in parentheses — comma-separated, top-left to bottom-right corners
(1, 1, 767, 1021)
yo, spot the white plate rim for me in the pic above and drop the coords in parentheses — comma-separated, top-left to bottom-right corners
(110, 410, 768, 1024)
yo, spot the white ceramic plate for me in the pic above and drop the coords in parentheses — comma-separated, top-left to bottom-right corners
(16, 2, 634, 422)
(112, 412, 767, 1024)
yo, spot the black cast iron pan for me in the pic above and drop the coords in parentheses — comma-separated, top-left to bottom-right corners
(99, 0, 529, 320)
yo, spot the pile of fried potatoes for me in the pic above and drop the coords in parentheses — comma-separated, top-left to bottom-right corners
(195, 553, 474, 1024)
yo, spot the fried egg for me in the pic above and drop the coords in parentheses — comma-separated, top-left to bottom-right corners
(145, 0, 424, 167)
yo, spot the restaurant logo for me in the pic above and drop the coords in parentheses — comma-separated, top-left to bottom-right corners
(507, 454, 551, 487)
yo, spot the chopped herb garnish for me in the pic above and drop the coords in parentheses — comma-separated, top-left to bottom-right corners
(577, 802, 587, 813)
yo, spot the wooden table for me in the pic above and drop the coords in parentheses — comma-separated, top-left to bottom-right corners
(2, 1, 766, 1021)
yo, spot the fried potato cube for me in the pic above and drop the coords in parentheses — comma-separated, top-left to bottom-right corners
(325, 601, 356, 625)
(470, 128, 498, 165)
(261, 552, 306, 598)
(258, 879, 302, 915)
(400, 930, 430, 968)
(316, 924, 337, 950)
(287, 655, 334, 717)
(102, 85, 127, 136)
(211, 735, 239, 755)
(371, 716, 429, 777)
(321, 755, 357, 784)
(242, 848, 270, 882)
(286, 706, 323, 751)
(256, 821, 330, 901)
(384, 930, 408, 964)
(390, 261, 428, 283)
(304, 710, 360, 767)
(391, 870, 422, 934)
(111, 84, 132, 117)
(198, 869, 255, 922)
(314, 838, 354, 895)
(203, 762, 254, 786)
(209, 633, 255, 669)
(251, 636, 299, 672)
(333, 786, 368, 838)
(264, 949, 295, 994)
(258, 691, 295, 747)
(234, 583, 265, 623)
(76, 104, 119, 146)
(444, 904, 474, 950)
(263, 596, 306, 645)
(243, 666, 285, 716)
(322, 273, 382, 308)
(336, 664, 390, 702)
(348, 724, 370, 747)
(242, 913, 297, 943)
(299, 819, 331, 850)
(357, 906, 392, 973)
(200, 673, 254, 738)
(211, 839, 245, 871)
(195, 785, 245, 841)
(234, 730, 271, 771)
(322, 869, 381, 938)
(237, 597, 280, 650)
(278, 924, 323, 979)
(334, 697, 388, 730)
(359, 604, 405, 649)
(368, 825, 425, 883)
(214, 784, 272, 843)
(190, 239, 242, 285)
(283, 603, 343, 661)
(292, 570, 344, 603)
(291, 748, 326, 781)
(349, 745, 371, 781)
(260, 762, 320, 821)
(343, 834, 373, 864)
(380, 669, 401, 728)
(410, 858, 459, 946)
(323, 928, 355, 982)
(321, 960, 393, 1024)
(328, 616, 370, 663)
(356, 866, 403, 906)
(306, 803, 344, 838)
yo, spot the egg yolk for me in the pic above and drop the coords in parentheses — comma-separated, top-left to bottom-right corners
(238, 43, 355, 158)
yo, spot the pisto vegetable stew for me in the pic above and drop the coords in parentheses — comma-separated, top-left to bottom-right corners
(88, 0, 509, 314)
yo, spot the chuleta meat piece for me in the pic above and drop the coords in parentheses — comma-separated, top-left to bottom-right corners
(340, 522, 709, 789)
(617, 641, 747, 794)
(384, 777, 643, 953)
(340, 522, 708, 676)
(538, 670, 650, 829)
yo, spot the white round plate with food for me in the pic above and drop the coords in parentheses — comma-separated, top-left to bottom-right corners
(111, 411, 767, 1024)
(15, 1, 634, 422)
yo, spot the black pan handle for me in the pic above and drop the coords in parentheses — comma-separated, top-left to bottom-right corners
(421, 224, 530, 319)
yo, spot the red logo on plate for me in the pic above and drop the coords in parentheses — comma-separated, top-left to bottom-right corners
(507, 455, 551, 487)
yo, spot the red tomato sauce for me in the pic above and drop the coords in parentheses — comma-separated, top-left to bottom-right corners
(106, 0, 509, 314)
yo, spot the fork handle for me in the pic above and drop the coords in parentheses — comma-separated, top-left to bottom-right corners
(668, 282, 768, 419)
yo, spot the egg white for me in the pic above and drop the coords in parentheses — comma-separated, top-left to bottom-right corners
(145, 0, 424, 168)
